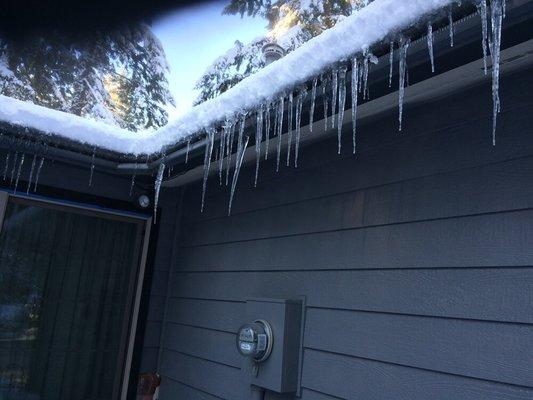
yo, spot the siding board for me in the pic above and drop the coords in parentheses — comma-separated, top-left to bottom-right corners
(169, 268, 533, 323)
(163, 323, 240, 367)
(302, 350, 533, 400)
(177, 209, 533, 271)
(305, 308, 533, 387)
(160, 351, 248, 400)
(165, 297, 244, 333)
(182, 156, 533, 246)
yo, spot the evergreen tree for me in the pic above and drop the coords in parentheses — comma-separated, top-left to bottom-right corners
(195, 0, 370, 104)
(0, 23, 174, 131)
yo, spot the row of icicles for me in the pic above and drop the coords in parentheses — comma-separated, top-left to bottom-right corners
(0, 0, 505, 223)
(174, 0, 505, 217)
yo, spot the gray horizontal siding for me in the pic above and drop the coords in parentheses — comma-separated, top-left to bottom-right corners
(302, 349, 533, 400)
(155, 69, 533, 399)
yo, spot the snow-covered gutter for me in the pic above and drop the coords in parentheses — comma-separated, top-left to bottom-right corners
(0, 0, 461, 158)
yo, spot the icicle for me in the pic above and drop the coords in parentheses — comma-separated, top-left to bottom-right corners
(264, 103, 271, 160)
(201, 129, 215, 212)
(10, 152, 18, 184)
(351, 58, 360, 154)
(427, 23, 435, 73)
(185, 139, 191, 164)
(389, 41, 394, 88)
(448, 9, 454, 47)
(88, 150, 95, 187)
(358, 58, 365, 93)
(13, 154, 24, 193)
(490, 0, 504, 145)
(272, 101, 278, 166)
(255, 107, 264, 186)
(309, 77, 318, 133)
(26, 154, 37, 194)
(225, 122, 235, 186)
(478, 0, 489, 75)
(153, 162, 165, 223)
(228, 135, 249, 215)
(33, 157, 44, 192)
(229, 116, 249, 214)
(362, 54, 370, 100)
(286, 92, 294, 166)
(337, 67, 347, 154)
(3, 152, 10, 181)
(398, 38, 411, 132)
(219, 124, 228, 185)
(294, 90, 305, 167)
(322, 75, 329, 131)
(502, 0, 506, 18)
(276, 96, 284, 172)
(331, 69, 338, 129)
(129, 161, 138, 197)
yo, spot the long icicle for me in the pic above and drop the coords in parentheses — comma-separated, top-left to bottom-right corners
(3, 152, 10, 181)
(26, 154, 37, 194)
(337, 66, 347, 154)
(185, 139, 191, 164)
(225, 121, 235, 186)
(153, 162, 165, 223)
(362, 53, 370, 100)
(13, 153, 24, 193)
(88, 150, 95, 187)
(427, 23, 435, 73)
(33, 157, 45, 192)
(388, 41, 394, 88)
(490, 0, 504, 146)
(322, 75, 328, 131)
(309, 77, 318, 133)
(218, 124, 227, 185)
(398, 38, 411, 132)
(331, 68, 338, 129)
(276, 96, 284, 172)
(448, 8, 454, 47)
(273, 100, 279, 165)
(351, 58, 359, 154)
(264, 103, 271, 160)
(294, 89, 305, 167)
(229, 116, 249, 215)
(255, 107, 264, 186)
(129, 161, 138, 197)
(286, 92, 294, 166)
(478, 0, 489, 75)
(201, 129, 215, 212)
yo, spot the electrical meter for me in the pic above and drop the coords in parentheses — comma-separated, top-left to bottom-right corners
(236, 319, 273, 363)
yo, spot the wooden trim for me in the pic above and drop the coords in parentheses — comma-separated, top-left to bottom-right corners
(119, 218, 152, 400)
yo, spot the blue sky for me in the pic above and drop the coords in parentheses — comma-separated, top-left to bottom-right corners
(152, 1, 268, 119)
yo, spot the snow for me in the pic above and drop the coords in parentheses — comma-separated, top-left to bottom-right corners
(0, 0, 458, 156)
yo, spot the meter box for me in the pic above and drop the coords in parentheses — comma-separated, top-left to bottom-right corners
(236, 298, 303, 393)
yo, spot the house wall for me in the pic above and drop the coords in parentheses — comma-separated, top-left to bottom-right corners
(157, 65, 533, 400)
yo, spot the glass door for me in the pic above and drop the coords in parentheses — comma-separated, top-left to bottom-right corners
(0, 192, 150, 400)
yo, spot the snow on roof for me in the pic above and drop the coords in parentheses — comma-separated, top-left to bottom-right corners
(0, 0, 457, 156)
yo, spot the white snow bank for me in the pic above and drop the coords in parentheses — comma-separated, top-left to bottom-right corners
(0, 0, 457, 155)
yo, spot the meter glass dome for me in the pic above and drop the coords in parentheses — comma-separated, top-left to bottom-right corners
(236, 320, 273, 363)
